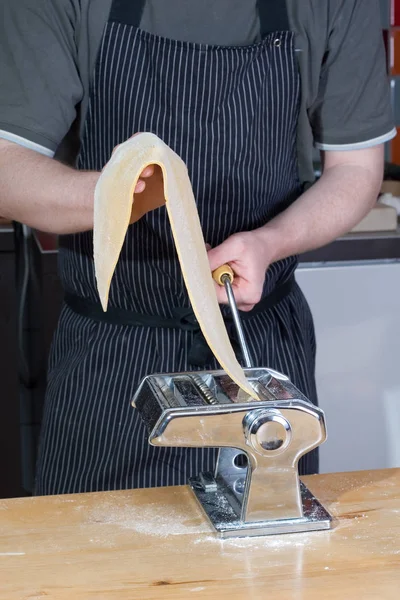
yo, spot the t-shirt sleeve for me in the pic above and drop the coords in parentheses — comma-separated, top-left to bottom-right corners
(0, 0, 83, 155)
(309, 0, 396, 150)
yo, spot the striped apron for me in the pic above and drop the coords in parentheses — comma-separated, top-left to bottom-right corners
(35, 0, 318, 495)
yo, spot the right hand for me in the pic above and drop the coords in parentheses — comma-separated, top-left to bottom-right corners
(111, 133, 165, 224)
(112, 133, 155, 194)
(134, 164, 155, 194)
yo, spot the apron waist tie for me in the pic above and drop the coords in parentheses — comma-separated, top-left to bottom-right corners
(64, 275, 295, 367)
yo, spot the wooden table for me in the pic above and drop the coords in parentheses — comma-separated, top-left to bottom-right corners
(1, 469, 399, 599)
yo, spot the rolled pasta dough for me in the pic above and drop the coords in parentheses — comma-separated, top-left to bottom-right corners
(94, 132, 257, 399)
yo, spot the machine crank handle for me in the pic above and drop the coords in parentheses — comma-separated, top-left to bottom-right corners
(212, 263, 252, 368)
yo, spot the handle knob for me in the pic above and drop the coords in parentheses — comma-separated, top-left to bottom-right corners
(212, 264, 234, 286)
(243, 409, 292, 456)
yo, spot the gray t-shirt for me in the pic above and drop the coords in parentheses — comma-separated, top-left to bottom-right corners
(0, 0, 395, 186)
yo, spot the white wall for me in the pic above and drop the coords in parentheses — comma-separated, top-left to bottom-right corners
(297, 261, 400, 473)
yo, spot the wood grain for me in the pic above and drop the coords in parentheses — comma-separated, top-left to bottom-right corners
(1, 469, 399, 599)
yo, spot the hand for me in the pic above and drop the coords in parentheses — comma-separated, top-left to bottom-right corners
(111, 133, 156, 194)
(207, 230, 271, 311)
(111, 133, 165, 223)
(134, 164, 155, 193)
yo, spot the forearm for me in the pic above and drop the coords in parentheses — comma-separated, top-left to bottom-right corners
(262, 149, 383, 263)
(0, 140, 99, 234)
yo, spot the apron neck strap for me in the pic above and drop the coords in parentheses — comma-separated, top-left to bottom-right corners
(109, 0, 146, 28)
(109, 0, 291, 38)
(258, 0, 290, 37)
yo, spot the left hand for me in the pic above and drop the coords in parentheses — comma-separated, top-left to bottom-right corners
(207, 230, 271, 311)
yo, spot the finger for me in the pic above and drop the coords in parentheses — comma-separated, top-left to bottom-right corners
(214, 275, 248, 304)
(140, 165, 155, 178)
(207, 242, 234, 272)
(216, 283, 254, 310)
(205, 243, 212, 251)
(207, 237, 243, 272)
(236, 303, 255, 312)
(134, 179, 146, 194)
(213, 282, 229, 304)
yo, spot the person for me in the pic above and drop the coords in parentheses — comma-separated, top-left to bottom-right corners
(0, 0, 394, 495)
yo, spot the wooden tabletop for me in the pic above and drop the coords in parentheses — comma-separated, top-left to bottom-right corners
(1, 469, 399, 599)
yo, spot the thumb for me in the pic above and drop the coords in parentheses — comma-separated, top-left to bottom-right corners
(207, 238, 236, 271)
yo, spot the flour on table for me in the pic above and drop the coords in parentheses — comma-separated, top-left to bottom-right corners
(84, 499, 211, 538)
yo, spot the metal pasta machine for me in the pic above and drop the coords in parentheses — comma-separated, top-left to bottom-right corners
(132, 367, 334, 538)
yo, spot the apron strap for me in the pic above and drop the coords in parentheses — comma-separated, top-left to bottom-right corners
(109, 0, 146, 27)
(109, 1, 290, 36)
(64, 276, 295, 329)
(258, 0, 290, 37)
(64, 276, 295, 367)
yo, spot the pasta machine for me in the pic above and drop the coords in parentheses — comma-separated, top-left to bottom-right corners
(132, 367, 334, 538)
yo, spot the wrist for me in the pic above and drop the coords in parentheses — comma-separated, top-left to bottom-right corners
(255, 221, 285, 266)
(56, 168, 99, 234)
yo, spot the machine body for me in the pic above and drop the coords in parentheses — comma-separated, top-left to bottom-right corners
(132, 367, 333, 538)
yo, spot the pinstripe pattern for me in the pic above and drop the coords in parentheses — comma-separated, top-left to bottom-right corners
(35, 14, 318, 495)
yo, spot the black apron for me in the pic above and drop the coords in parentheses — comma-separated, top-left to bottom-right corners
(35, 0, 318, 495)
